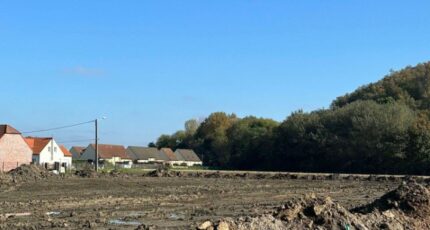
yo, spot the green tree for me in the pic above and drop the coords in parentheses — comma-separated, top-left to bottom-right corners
(184, 119, 199, 136)
(156, 134, 176, 148)
(227, 116, 278, 169)
(195, 112, 238, 166)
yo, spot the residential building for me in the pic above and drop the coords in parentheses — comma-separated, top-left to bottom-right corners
(0, 125, 33, 172)
(70, 146, 85, 159)
(25, 137, 72, 167)
(80, 144, 132, 166)
(126, 146, 169, 163)
(160, 148, 184, 166)
(59, 145, 73, 166)
(175, 149, 203, 166)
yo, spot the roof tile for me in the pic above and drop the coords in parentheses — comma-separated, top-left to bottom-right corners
(25, 137, 52, 155)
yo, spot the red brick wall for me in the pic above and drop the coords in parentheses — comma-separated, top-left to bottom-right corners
(0, 134, 33, 172)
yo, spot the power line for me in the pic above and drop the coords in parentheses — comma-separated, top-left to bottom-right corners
(22, 120, 95, 134)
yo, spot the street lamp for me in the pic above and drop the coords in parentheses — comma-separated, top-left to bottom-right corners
(95, 116, 107, 171)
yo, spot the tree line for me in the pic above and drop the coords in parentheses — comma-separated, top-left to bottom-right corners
(153, 62, 430, 175)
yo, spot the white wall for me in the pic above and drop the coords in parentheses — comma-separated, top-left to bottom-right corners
(80, 145, 132, 165)
(186, 161, 203, 166)
(36, 139, 71, 167)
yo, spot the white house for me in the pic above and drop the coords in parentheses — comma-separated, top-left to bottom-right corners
(80, 144, 132, 167)
(59, 145, 73, 165)
(126, 146, 169, 164)
(175, 149, 203, 166)
(159, 148, 186, 166)
(25, 137, 72, 168)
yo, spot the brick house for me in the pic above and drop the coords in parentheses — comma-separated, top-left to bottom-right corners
(0, 125, 33, 172)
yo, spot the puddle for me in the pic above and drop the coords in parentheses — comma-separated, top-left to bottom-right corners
(46, 211, 61, 216)
(2, 212, 32, 218)
(109, 219, 141, 226)
(168, 213, 185, 221)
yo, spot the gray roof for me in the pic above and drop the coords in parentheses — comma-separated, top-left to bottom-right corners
(174, 151, 186, 161)
(126, 146, 169, 161)
(175, 149, 201, 162)
(70, 146, 85, 159)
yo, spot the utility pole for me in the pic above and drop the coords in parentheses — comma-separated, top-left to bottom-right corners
(95, 119, 98, 171)
(51, 135, 54, 162)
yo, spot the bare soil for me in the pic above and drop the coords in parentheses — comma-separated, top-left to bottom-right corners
(0, 168, 400, 229)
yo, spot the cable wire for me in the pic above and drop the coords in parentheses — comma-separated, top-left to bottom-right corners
(22, 120, 95, 134)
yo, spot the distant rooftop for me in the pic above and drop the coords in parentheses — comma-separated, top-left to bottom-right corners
(0, 124, 21, 137)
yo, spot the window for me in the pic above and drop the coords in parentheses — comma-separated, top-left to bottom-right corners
(54, 147, 57, 152)
(48, 147, 51, 152)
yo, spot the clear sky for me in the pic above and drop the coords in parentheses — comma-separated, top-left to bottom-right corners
(1, 1, 429, 147)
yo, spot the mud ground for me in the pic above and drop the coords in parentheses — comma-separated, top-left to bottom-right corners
(0, 173, 399, 229)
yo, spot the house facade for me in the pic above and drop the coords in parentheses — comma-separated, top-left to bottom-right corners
(80, 144, 132, 167)
(160, 148, 185, 166)
(0, 125, 33, 172)
(126, 146, 168, 164)
(59, 145, 73, 165)
(175, 149, 203, 166)
(126, 146, 203, 167)
(25, 137, 72, 167)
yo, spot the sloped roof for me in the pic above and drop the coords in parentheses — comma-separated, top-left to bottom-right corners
(126, 146, 169, 161)
(60, 145, 72, 157)
(25, 137, 52, 155)
(174, 151, 186, 161)
(70, 146, 85, 154)
(175, 149, 201, 162)
(70, 146, 85, 159)
(0, 124, 21, 138)
(89, 144, 129, 159)
(160, 148, 177, 161)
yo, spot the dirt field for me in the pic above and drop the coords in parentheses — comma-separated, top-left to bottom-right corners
(0, 169, 400, 230)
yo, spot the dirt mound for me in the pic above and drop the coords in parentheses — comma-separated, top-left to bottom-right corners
(0, 172, 12, 187)
(147, 168, 175, 177)
(145, 165, 178, 177)
(74, 165, 97, 178)
(108, 169, 121, 177)
(197, 217, 287, 230)
(198, 194, 366, 230)
(198, 181, 430, 230)
(276, 194, 366, 229)
(354, 180, 430, 229)
(353, 180, 430, 217)
(8, 164, 56, 182)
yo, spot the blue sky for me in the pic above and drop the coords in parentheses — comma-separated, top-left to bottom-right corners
(1, 1, 429, 147)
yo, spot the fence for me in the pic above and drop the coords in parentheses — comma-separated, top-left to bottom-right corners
(1, 162, 30, 173)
